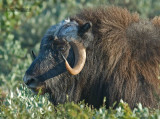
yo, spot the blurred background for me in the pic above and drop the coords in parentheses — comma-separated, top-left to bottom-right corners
(1, 0, 160, 106)
(1, 0, 160, 118)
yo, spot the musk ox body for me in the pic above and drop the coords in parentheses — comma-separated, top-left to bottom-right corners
(23, 6, 160, 109)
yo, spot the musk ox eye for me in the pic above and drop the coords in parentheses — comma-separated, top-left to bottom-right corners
(59, 47, 65, 51)
(56, 45, 66, 52)
(48, 35, 54, 41)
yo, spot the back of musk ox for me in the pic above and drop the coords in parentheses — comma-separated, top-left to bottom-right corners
(23, 6, 160, 109)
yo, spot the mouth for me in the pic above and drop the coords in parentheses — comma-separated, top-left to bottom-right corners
(23, 74, 47, 95)
(29, 85, 46, 95)
(27, 82, 46, 95)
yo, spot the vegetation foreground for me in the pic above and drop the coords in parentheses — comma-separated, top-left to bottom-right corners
(0, 85, 160, 119)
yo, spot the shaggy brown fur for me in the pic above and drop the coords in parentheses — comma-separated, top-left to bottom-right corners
(70, 6, 160, 109)
(24, 6, 160, 109)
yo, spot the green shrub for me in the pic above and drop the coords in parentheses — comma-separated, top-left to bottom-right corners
(1, 85, 160, 119)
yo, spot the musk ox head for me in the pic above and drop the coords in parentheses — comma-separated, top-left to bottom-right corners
(23, 19, 92, 94)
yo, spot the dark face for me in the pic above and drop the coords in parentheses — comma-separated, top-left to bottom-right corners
(23, 19, 92, 94)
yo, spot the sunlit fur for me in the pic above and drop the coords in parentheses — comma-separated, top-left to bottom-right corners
(68, 6, 160, 109)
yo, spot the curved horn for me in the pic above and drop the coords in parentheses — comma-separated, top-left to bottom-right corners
(61, 40, 86, 75)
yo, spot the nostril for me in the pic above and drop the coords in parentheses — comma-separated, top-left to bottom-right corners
(26, 78, 35, 85)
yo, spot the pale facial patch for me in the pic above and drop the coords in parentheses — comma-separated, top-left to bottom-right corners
(46, 19, 79, 41)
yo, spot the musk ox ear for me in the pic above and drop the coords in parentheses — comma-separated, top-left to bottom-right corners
(31, 50, 36, 60)
(78, 22, 92, 36)
(152, 16, 160, 26)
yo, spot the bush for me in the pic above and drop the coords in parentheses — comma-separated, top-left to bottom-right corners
(1, 85, 160, 118)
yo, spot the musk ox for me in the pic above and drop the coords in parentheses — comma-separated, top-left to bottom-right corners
(23, 6, 160, 109)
